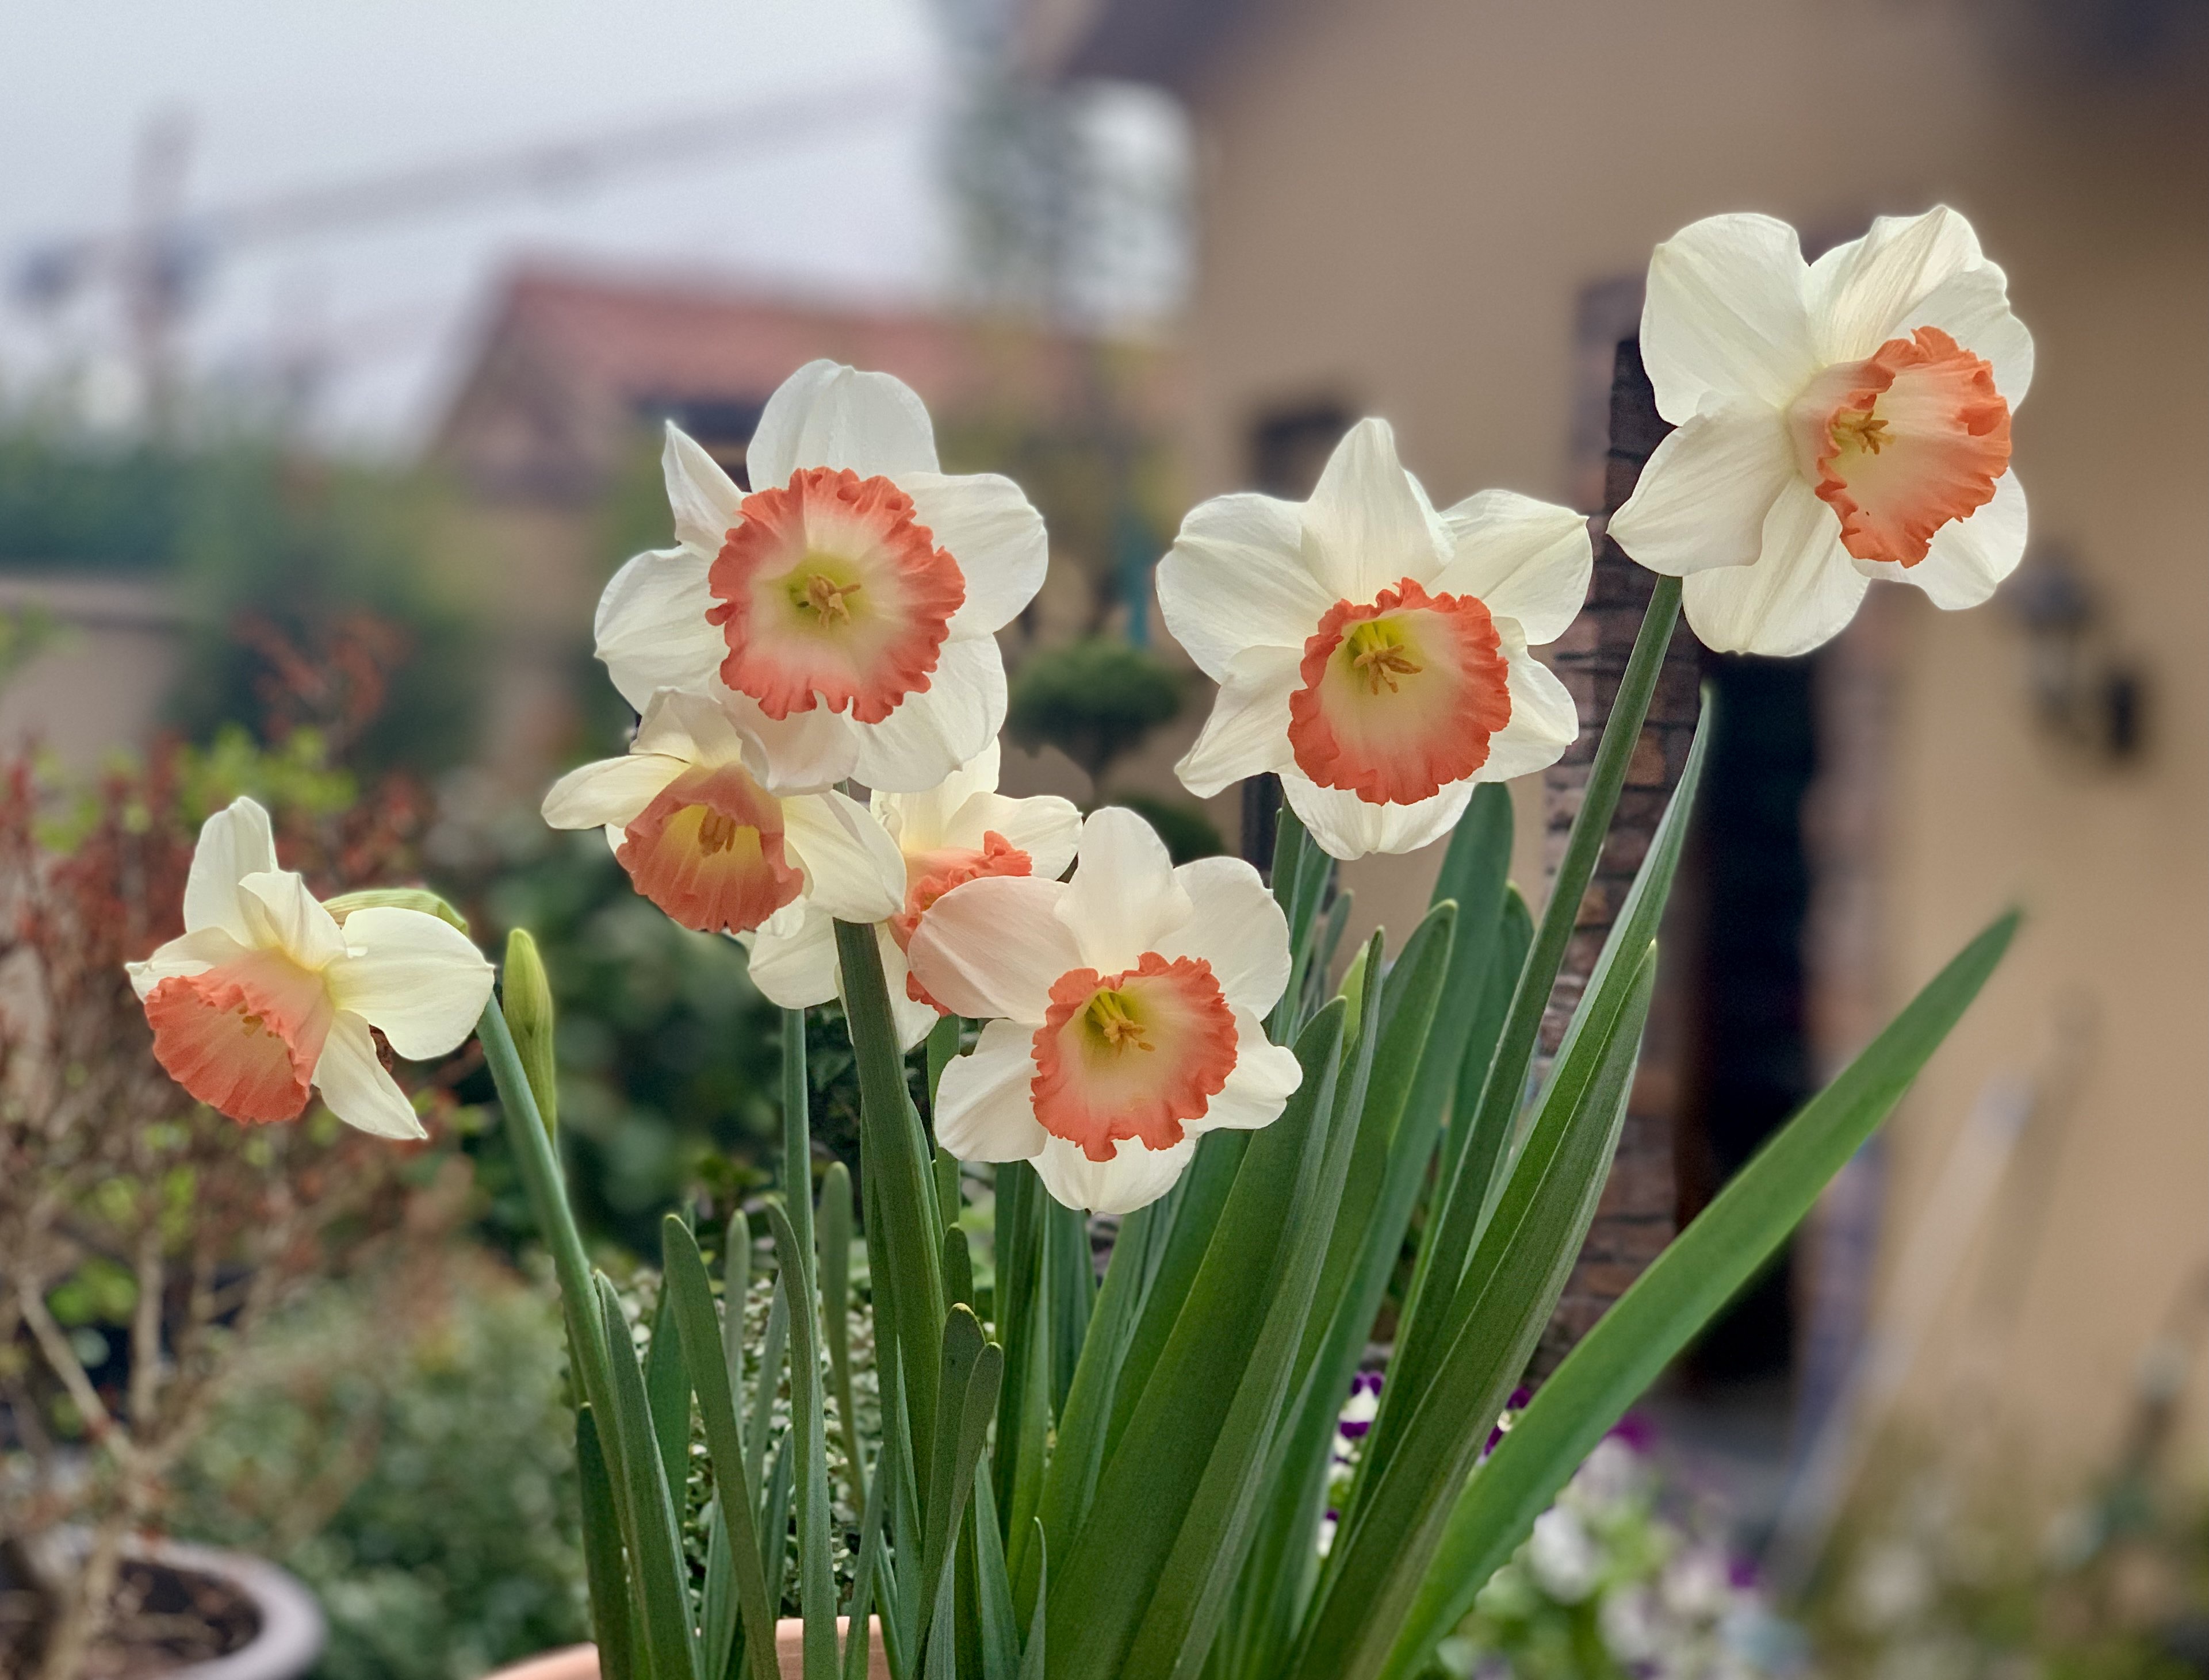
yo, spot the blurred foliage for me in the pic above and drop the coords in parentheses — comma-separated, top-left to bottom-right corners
(0, 423, 482, 775)
(1106, 789, 1224, 865)
(477, 824, 783, 1256)
(169, 1254, 586, 1680)
(1006, 634, 1183, 784)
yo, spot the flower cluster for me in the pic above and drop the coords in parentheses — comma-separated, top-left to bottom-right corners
(136, 207, 2030, 1221)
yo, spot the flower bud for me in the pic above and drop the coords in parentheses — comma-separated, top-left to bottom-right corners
(325, 886, 470, 932)
(501, 928, 558, 1137)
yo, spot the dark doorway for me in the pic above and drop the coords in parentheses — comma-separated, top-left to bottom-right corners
(1677, 651, 1819, 1386)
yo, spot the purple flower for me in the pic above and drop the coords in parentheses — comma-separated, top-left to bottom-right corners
(1607, 1411, 1656, 1454)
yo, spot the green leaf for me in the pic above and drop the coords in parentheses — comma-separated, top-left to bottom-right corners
(944, 1226, 976, 1315)
(1438, 885, 1534, 1237)
(920, 1306, 1005, 1654)
(820, 1160, 868, 1515)
(1364, 678, 1709, 1505)
(1376, 909, 2020, 1680)
(1387, 578, 1680, 1416)
(749, 1287, 790, 1502)
(1123, 934, 1387, 1679)
(645, 1286, 692, 1506)
(1292, 943, 1656, 1680)
(990, 1161, 1042, 1518)
(596, 1272, 703, 1680)
(576, 1406, 637, 1680)
(1016, 1524, 1047, 1680)
(768, 1199, 841, 1680)
(665, 1215, 784, 1680)
(973, 1470, 1020, 1680)
(1045, 1000, 1349, 1680)
(842, 1429, 891, 1680)
(837, 919, 948, 1480)
(1224, 900, 1463, 1678)
(1041, 1197, 1092, 1414)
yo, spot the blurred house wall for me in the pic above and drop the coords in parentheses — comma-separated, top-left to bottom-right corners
(1043, 0, 2209, 1498)
(0, 575, 182, 767)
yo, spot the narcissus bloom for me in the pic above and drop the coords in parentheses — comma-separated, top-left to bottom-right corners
(542, 686, 903, 939)
(744, 742, 1082, 1048)
(907, 807, 1303, 1214)
(1609, 206, 2032, 655)
(592, 360, 1048, 792)
(127, 797, 493, 1138)
(1159, 419, 1589, 860)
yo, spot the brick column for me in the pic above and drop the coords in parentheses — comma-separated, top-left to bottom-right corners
(1529, 335, 1701, 1375)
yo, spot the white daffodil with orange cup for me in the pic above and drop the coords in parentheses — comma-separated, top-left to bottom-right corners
(1158, 417, 1592, 861)
(741, 741, 1083, 1049)
(592, 358, 1049, 793)
(1608, 205, 2032, 655)
(906, 807, 1305, 1215)
(128, 795, 493, 1138)
(539, 685, 906, 939)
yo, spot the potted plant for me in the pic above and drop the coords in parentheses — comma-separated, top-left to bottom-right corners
(127, 205, 2032, 1679)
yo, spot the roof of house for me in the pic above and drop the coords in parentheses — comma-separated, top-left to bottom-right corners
(431, 263, 1132, 498)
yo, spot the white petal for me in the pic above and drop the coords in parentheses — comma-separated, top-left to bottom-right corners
(1060, 807, 1189, 973)
(1174, 643, 1300, 799)
(1281, 773, 1472, 862)
(1157, 492, 1335, 678)
(903, 472, 1048, 638)
(1901, 262, 2034, 405)
(743, 907, 840, 1009)
(1679, 479, 1868, 656)
(954, 792, 1083, 880)
(1860, 468, 2027, 610)
(312, 1014, 427, 1141)
(1641, 213, 1818, 418)
(1806, 205, 1988, 367)
(730, 693, 863, 795)
(1480, 648, 1582, 784)
(1432, 490, 1594, 645)
(595, 546, 722, 713)
(878, 739, 1001, 850)
(1606, 404, 1796, 577)
(183, 797, 280, 942)
(542, 753, 687, 831)
(238, 871, 347, 969)
(878, 924, 945, 1051)
(127, 925, 246, 999)
(781, 791, 905, 923)
(634, 686, 744, 764)
(1195, 1012, 1304, 1131)
(933, 1018, 1048, 1161)
(662, 423, 744, 553)
(848, 635, 1006, 793)
(1153, 856, 1291, 1014)
(747, 359, 939, 488)
(1303, 419, 1446, 603)
(326, 907, 495, 1060)
(1032, 1133, 1194, 1215)
(906, 876, 1081, 1023)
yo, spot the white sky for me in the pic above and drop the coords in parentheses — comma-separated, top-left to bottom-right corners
(0, 0, 956, 448)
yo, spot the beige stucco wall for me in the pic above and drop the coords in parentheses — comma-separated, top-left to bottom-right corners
(1153, 0, 2208, 1496)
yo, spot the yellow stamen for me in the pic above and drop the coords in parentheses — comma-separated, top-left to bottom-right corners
(696, 808, 744, 855)
(795, 570, 862, 624)
(1345, 620, 1422, 695)
(1832, 409, 1890, 457)
(1086, 988, 1154, 1052)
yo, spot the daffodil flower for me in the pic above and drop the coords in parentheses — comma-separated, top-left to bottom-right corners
(127, 797, 493, 1139)
(542, 686, 904, 940)
(1608, 206, 2033, 655)
(1158, 419, 1590, 861)
(592, 360, 1048, 793)
(906, 807, 1304, 1214)
(743, 741, 1082, 1049)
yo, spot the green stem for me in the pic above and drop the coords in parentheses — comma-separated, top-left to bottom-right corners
(783, 1006, 814, 1272)
(834, 916, 947, 1492)
(1385, 576, 1680, 1420)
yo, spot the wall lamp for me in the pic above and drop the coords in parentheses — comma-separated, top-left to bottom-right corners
(2005, 545, 2147, 764)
